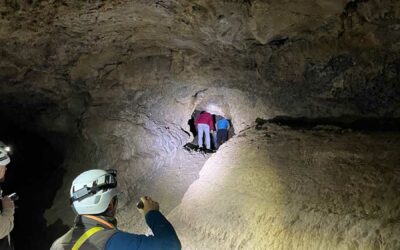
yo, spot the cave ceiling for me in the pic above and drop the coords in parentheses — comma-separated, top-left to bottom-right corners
(0, 0, 399, 132)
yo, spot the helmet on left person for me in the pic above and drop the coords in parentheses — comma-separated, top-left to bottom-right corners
(0, 148, 10, 166)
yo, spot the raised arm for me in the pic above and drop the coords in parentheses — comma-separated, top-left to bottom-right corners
(106, 197, 181, 250)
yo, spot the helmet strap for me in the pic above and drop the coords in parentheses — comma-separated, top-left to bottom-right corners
(83, 215, 115, 229)
(102, 196, 117, 217)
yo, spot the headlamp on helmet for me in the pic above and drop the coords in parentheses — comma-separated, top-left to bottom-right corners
(0, 141, 11, 166)
(70, 169, 119, 215)
(0, 141, 11, 153)
(70, 169, 117, 203)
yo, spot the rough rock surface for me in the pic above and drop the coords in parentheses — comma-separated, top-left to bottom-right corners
(1, 0, 400, 124)
(169, 124, 400, 249)
(0, 0, 399, 249)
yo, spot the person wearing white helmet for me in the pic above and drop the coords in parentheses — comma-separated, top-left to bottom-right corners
(0, 147, 15, 250)
(50, 169, 181, 250)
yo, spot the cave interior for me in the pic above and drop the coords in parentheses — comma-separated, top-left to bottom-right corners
(0, 0, 399, 249)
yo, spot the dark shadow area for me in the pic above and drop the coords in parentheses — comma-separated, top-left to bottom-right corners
(185, 109, 235, 152)
(0, 119, 69, 250)
(260, 116, 400, 131)
(188, 112, 198, 138)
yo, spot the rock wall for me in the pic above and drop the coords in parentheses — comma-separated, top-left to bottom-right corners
(169, 124, 400, 249)
(43, 83, 267, 231)
(1, 1, 399, 123)
(0, 0, 399, 248)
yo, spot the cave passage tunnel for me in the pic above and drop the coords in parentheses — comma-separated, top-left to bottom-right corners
(1, 1, 400, 249)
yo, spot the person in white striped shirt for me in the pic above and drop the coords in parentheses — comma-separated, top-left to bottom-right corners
(0, 147, 14, 250)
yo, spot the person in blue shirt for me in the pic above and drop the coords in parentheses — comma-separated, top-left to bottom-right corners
(50, 169, 181, 250)
(216, 117, 230, 149)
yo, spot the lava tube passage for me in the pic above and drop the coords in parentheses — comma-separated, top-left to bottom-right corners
(0, 0, 400, 249)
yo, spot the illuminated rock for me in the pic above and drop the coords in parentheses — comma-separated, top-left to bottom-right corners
(169, 124, 400, 249)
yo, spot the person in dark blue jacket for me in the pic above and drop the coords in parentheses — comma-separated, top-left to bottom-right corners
(216, 117, 230, 149)
(50, 169, 181, 250)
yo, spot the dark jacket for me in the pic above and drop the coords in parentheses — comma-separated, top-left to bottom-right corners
(51, 211, 181, 250)
(106, 211, 181, 250)
(0, 234, 13, 250)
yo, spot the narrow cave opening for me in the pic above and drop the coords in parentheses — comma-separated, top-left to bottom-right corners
(185, 109, 235, 152)
(0, 118, 68, 250)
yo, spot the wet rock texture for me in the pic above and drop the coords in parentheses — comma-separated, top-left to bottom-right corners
(170, 124, 400, 249)
(0, 0, 399, 248)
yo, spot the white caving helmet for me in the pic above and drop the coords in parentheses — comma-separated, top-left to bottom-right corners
(0, 148, 10, 166)
(70, 169, 118, 215)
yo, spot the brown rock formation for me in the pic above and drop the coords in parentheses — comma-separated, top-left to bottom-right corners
(0, 0, 399, 249)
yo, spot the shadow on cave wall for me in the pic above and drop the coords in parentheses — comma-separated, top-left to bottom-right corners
(258, 115, 400, 131)
(0, 119, 69, 250)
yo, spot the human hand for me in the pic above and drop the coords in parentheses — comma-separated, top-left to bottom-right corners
(1, 196, 14, 210)
(137, 196, 159, 216)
